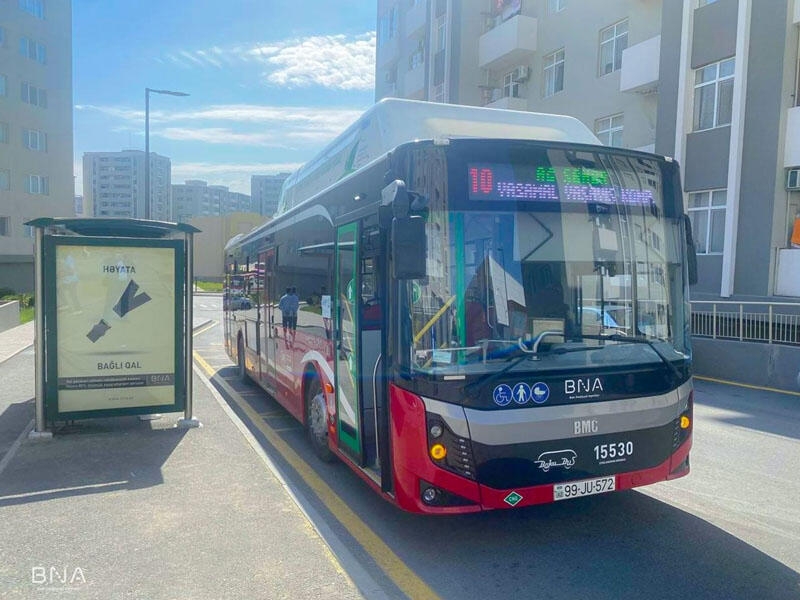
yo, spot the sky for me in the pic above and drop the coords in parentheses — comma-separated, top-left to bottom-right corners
(73, 0, 377, 196)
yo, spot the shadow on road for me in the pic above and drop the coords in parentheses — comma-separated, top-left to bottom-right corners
(0, 416, 187, 508)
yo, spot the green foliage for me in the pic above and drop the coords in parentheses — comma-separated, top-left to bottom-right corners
(195, 280, 223, 292)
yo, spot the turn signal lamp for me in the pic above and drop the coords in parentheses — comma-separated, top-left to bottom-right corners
(430, 443, 447, 460)
(324, 382, 334, 394)
(680, 415, 691, 429)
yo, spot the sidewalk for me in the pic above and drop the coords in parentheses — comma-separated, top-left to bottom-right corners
(0, 321, 367, 599)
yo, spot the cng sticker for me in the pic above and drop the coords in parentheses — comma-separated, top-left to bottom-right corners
(411, 282, 422, 304)
(504, 491, 523, 507)
(346, 279, 355, 303)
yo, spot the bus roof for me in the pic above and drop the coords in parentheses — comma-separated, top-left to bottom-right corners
(276, 98, 601, 216)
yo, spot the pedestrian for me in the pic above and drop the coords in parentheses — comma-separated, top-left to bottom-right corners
(278, 287, 292, 341)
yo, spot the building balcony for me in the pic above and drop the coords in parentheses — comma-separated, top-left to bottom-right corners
(482, 88, 527, 111)
(478, 14, 537, 72)
(785, 106, 800, 168)
(405, 1, 427, 36)
(377, 35, 400, 66)
(404, 65, 425, 97)
(620, 35, 660, 94)
(776, 249, 800, 297)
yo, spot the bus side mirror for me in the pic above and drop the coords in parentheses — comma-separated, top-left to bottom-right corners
(392, 216, 426, 279)
(683, 214, 698, 285)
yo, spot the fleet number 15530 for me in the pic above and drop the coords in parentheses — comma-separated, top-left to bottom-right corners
(594, 441, 633, 460)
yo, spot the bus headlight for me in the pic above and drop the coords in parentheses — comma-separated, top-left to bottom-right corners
(426, 413, 476, 480)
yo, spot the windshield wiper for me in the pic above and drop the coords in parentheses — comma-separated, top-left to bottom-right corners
(580, 333, 684, 383)
(463, 353, 534, 395)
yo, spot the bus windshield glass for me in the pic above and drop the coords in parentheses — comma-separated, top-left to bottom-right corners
(403, 146, 690, 376)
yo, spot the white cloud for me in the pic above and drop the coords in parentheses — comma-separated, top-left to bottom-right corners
(165, 32, 376, 91)
(75, 103, 365, 146)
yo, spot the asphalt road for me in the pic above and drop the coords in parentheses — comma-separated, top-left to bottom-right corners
(193, 295, 800, 600)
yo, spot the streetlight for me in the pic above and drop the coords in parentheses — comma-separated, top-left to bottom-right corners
(145, 87, 189, 220)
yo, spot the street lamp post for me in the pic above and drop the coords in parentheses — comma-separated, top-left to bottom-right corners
(144, 87, 189, 220)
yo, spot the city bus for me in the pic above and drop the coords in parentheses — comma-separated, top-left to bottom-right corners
(223, 99, 696, 514)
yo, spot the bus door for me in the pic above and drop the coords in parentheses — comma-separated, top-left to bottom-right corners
(259, 249, 277, 390)
(335, 223, 363, 464)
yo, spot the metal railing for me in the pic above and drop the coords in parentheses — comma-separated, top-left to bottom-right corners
(691, 301, 800, 346)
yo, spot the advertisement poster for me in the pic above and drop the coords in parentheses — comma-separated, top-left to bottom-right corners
(54, 242, 180, 413)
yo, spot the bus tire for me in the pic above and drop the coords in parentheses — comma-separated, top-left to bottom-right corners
(237, 336, 249, 383)
(306, 375, 335, 463)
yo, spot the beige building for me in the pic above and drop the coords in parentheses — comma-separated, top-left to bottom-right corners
(189, 212, 267, 280)
(0, 0, 73, 292)
(376, 0, 661, 152)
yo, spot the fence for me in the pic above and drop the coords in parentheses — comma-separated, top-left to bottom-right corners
(690, 301, 800, 345)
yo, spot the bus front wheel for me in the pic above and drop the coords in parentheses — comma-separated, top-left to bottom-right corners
(306, 376, 335, 463)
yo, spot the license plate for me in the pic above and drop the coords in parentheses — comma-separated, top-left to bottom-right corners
(553, 476, 615, 501)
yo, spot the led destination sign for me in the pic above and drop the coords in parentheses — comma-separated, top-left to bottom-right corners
(468, 163, 655, 206)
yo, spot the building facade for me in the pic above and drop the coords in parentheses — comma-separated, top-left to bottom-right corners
(189, 212, 266, 280)
(658, 0, 800, 301)
(376, 0, 661, 151)
(82, 151, 171, 221)
(0, 0, 73, 292)
(172, 179, 253, 223)
(250, 173, 290, 217)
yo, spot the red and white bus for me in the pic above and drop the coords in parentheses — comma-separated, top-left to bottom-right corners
(223, 99, 696, 514)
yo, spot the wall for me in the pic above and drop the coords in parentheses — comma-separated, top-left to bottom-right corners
(0, 300, 20, 333)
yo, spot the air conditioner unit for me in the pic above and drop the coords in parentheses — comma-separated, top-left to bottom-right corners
(512, 65, 530, 82)
(788, 168, 800, 190)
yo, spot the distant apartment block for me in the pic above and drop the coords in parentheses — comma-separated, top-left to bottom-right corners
(251, 173, 290, 217)
(82, 151, 171, 221)
(0, 0, 74, 291)
(376, 0, 661, 152)
(172, 180, 253, 222)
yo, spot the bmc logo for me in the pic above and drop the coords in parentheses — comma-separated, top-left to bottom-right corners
(574, 419, 599, 435)
(564, 378, 604, 395)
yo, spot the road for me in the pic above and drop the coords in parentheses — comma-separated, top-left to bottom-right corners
(194, 295, 800, 600)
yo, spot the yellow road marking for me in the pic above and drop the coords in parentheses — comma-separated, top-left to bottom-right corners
(193, 351, 441, 600)
(694, 375, 800, 397)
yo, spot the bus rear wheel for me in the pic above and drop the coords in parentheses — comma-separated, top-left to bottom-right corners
(306, 376, 335, 463)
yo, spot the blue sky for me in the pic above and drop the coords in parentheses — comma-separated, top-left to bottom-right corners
(73, 0, 377, 195)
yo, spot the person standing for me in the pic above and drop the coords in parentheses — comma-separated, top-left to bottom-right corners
(278, 287, 292, 342)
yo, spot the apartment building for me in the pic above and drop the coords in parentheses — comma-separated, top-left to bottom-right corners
(251, 173, 290, 217)
(0, 0, 73, 291)
(82, 150, 171, 221)
(376, 0, 661, 151)
(657, 0, 800, 300)
(172, 179, 253, 223)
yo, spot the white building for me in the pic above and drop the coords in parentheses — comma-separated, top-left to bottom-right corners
(251, 173, 290, 217)
(376, 0, 660, 152)
(172, 179, 253, 223)
(0, 0, 74, 291)
(82, 150, 171, 221)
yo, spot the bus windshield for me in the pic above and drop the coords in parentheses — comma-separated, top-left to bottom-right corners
(404, 147, 690, 376)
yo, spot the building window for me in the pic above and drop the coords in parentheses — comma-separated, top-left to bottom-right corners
(548, 0, 566, 13)
(543, 48, 565, 97)
(435, 15, 446, 53)
(18, 0, 45, 18)
(0, 169, 9, 190)
(698, 0, 718, 6)
(25, 174, 49, 195)
(595, 113, 624, 147)
(22, 128, 47, 151)
(503, 71, 521, 98)
(599, 19, 628, 76)
(0, 217, 9, 236)
(688, 189, 726, 254)
(693, 57, 734, 131)
(0, 122, 8, 144)
(378, 5, 399, 47)
(19, 37, 46, 64)
(21, 82, 47, 108)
